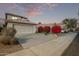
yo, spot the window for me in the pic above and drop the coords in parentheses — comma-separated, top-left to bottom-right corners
(12, 16, 18, 19)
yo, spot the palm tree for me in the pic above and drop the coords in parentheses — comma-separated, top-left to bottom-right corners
(63, 18, 70, 32)
(63, 18, 77, 32)
(69, 18, 77, 31)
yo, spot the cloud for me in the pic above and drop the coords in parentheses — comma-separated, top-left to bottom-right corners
(40, 17, 61, 24)
(26, 3, 58, 17)
(0, 3, 17, 8)
(45, 3, 58, 9)
(40, 18, 53, 24)
(27, 6, 42, 17)
(0, 3, 58, 17)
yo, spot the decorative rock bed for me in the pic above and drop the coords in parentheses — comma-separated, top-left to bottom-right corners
(0, 27, 23, 55)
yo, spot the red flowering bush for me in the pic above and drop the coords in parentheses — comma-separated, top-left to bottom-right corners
(37, 26, 44, 33)
(52, 25, 61, 33)
(44, 26, 50, 33)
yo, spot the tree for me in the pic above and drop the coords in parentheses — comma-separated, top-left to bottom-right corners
(63, 18, 77, 32)
(38, 26, 44, 33)
(44, 26, 50, 35)
(69, 18, 77, 31)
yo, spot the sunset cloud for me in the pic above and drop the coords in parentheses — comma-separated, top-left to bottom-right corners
(26, 3, 58, 17)
(27, 6, 42, 17)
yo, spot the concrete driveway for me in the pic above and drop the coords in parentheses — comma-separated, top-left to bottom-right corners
(7, 32, 77, 56)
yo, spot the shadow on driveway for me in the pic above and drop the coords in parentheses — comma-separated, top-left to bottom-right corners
(16, 37, 28, 44)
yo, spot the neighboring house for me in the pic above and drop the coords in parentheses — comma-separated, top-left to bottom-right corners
(5, 13, 37, 36)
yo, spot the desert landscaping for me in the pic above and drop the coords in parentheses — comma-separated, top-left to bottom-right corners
(0, 27, 23, 55)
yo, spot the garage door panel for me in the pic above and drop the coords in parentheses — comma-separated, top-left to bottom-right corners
(7, 23, 36, 35)
(14, 24, 36, 34)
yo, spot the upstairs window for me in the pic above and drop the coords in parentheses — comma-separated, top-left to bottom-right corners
(12, 16, 18, 19)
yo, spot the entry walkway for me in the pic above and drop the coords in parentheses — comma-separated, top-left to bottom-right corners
(7, 33, 77, 56)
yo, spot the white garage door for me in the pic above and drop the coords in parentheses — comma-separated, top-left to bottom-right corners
(7, 23, 36, 36)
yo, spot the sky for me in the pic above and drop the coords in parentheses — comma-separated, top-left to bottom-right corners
(0, 3, 79, 24)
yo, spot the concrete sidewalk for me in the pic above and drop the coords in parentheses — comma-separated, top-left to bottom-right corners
(7, 33, 77, 56)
